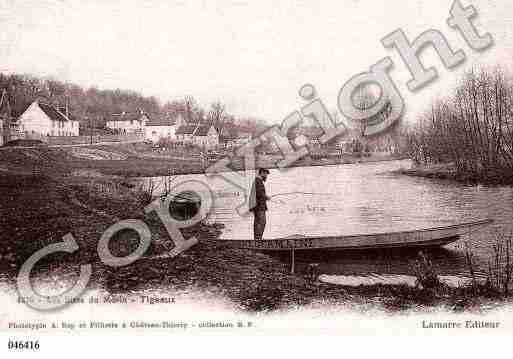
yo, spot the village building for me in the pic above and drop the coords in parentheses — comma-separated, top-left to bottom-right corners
(175, 121, 219, 150)
(175, 124, 197, 144)
(334, 128, 362, 153)
(286, 126, 325, 150)
(193, 123, 219, 150)
(15, 100, 79, 139)
(106, 111, 148, 134)
(174, 113, 186, 128)
(335, 138, 356, 153)
(218, 125, 239, 148)
(234, 131, 252, 146)
(145, 115, 177, 143)
(299, 126, 324, 149)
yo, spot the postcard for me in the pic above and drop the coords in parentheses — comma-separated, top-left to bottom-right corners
(1, 0, 513, 354)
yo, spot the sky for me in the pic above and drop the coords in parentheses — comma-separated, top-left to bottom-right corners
(0, 0, 512, 124)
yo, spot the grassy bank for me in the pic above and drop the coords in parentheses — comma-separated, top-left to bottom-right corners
(0, 143, 204, 177)
(0, 170, 351, 311)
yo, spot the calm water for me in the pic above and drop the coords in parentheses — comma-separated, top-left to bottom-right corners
(149, 160, 513, 283)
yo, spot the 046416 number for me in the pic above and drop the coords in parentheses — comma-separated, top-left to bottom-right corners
(8, 340, 40, 351)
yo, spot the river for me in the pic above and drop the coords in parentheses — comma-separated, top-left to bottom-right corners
(148, 159, 513, 285)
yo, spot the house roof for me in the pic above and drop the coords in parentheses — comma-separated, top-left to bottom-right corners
(12, 101, 72, 122)
(219, 127, 238, 141)
(38, 102, 69, 122)
(57, 106, 77, 122)
(287, 126, 324, 140)
(146, 115, 176, 127)
(300, 126, 324, 138)
(11, 101, 32, 118)
(194, 124, 212, 136)
(175, 124, 197, 135)
(108, 112, 148, 122)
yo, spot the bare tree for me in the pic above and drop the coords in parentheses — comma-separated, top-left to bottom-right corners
(209, 101, 226, 127)
(405, 67, 513, 179)
(183, 96, 197, 122)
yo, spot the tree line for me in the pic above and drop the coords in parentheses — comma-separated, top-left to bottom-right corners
(404, 67, 513, 179)
(0, 72, 264, 131)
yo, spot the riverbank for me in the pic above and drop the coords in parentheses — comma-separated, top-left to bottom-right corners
(0, 170, 349, 311)
(0, 143, 406, 177)
(0, 166, 510, 312)
(394, 162, 513, 186)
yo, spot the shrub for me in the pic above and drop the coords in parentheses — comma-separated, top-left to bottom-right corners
(412, 251, 441, 290)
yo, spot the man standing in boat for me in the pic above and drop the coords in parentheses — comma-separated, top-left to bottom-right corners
(249, 168, 271, 240)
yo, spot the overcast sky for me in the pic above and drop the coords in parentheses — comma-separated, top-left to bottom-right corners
(0, 0, 512, 123)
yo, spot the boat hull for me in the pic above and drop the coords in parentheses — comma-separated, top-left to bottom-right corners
(216, 219, 493, 251)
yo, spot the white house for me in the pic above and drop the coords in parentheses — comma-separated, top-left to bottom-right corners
(16, 100, 79, 138)
(193, 123, 219, 150)
(175, 122, 219, 150)
(106, 111, 148, 134)
(145, 124, 176, 143)
(145, 116, 177, 143)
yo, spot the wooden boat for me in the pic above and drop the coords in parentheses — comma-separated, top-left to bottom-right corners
(217, 219, 493, 252)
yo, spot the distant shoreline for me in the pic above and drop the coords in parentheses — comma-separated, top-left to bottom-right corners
(393, 162, 513, 186)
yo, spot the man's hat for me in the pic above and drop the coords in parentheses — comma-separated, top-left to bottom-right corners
(258, 168, 270, 174)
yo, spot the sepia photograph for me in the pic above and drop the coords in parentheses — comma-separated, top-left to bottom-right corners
(1, 0, 513, 353)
